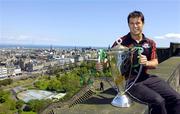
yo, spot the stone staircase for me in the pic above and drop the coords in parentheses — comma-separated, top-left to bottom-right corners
(39, 85, 95, 114)
(68, 89, 94, 108)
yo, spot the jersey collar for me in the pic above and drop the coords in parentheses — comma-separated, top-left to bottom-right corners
(127, 32, 148, 45)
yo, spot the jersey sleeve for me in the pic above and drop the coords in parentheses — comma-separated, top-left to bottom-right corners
(151, 40, 157, 59)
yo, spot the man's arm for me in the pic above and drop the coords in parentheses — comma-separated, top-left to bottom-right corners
(140, 54, 158, 68)
(140, 39, 158, 69)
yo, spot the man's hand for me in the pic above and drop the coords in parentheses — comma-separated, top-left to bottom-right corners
(139, 54, 148, 66)
(139, 54, 158, 68)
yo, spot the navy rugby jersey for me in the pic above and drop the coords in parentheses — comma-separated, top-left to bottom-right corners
(112, 32, 157, 82)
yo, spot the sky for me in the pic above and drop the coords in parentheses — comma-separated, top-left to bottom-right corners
(0, 0, 180, 47)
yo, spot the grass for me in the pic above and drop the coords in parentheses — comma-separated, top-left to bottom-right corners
(21, 111, 36, 114)
(1, 78, 34, 90)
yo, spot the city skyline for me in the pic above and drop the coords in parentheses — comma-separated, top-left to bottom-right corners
(1, 0, 180, 47)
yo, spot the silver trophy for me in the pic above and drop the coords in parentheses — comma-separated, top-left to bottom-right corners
(107, 45, 133, 108)
(97, 45, 143, 107)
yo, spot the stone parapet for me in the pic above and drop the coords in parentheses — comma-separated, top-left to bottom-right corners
(148, 57, 180, 92)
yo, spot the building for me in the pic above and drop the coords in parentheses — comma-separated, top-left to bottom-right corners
(0, 67, 8, 79)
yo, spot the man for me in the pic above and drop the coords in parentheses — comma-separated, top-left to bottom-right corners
(100, 81, 104, 91)
(112, 11, 180, 114)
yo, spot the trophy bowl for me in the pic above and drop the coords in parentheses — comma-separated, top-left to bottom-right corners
(107, 45, 133, 107)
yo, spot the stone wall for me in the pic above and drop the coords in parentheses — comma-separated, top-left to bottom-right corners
(157, 48, 171, 63)
(148, 57, 180, 92)
(157, 42, 180, 63)
(167, 63, 180, 93)
(145, 57, 180, 114)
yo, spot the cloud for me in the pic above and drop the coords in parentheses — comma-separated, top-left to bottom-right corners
(1, 34, 31, 42)
(0, 34, 59, 45)
(154, 33, 180, 42)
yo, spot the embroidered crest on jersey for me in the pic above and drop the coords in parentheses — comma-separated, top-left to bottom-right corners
(142, 43, 150, 48)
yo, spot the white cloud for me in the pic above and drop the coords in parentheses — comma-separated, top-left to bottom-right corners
(154, 33, 180, 42)
(0, 34, 59, 45)
(1, 34, 31, 42)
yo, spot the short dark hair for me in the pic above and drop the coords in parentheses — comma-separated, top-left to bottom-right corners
(127, 11, 144, 24)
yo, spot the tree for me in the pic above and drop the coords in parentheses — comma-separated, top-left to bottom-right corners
(60, 73, 80, 92)
(34, 79, 49, 90)
(47, 78, 62, 92)
(0, 105, 11, 114)
(16, 100, 24, 110)
(0, 90, 8, 103)
(8, 99, 16, 110)
(0, 95, 6, 103)
(0, 79, 13, 87)
(27, 99, 51, 112)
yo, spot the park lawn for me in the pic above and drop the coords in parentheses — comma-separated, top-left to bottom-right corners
(21, 111, 36, 114)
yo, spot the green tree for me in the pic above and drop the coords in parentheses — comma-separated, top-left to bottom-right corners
(34, 79, 49, 90)
(47, 78, 62, 92)
(0, 90, 8, 103)
(0, 105, 12, 114)
(60, 73, 80, 92)
(0, 79, 13, 87)
(8, 99, 16, 110)
(27, 99, 51, 112)
(16, 100, 24, 110)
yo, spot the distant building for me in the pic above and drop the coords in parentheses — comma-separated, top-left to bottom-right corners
(8, 65, 22, 76)
(0, 67, 8, 79)
(19, 58, 25, 71)
(13, 67, 22, 76)
(58, 58, 73, 66)
(25, 62, 33, 72)
(74, 55, 83, 63)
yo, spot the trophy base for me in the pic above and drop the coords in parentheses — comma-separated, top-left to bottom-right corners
(111, 94, 132, 107)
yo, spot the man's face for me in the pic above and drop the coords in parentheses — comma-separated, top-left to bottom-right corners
(128, 17, 144, 36)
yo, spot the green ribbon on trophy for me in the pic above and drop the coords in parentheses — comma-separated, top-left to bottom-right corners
(98, 46, 144, 69)
(98, 49, 107, 63)
(131, 47, 144, 68)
